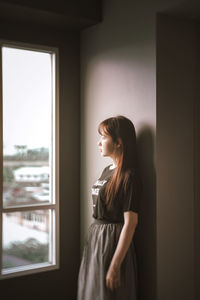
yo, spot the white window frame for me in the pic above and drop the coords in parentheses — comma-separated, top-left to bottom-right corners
(0, 40, 60, 279)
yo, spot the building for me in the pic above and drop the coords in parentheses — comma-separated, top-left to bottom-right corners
(13, 166, 49, 183)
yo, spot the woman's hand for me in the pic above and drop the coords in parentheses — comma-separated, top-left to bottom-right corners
(106, 265, 121, 291)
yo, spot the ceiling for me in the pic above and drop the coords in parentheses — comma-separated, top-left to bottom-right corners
(158, 0, 200, 21)
(0, 0, 102, 31)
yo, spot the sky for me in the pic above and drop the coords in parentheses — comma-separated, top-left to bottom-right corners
(2, 46, 53, 155)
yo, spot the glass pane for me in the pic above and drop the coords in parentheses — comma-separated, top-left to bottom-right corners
(2, 47, 52, 207)
(2, 210, 51, 269)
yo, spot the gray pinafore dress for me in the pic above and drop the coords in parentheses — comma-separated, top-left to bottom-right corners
(77, 164, 140, 300)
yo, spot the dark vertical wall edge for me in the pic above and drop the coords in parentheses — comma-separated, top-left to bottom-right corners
(157, 14, 195, 300)
(194, 22, 200, 300)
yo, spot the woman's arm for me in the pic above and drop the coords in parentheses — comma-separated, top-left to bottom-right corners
(106, 211, 138, 291)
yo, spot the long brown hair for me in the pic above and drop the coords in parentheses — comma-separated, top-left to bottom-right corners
(98, 115, 138, 210)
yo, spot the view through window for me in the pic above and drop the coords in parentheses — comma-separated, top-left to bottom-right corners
(0, 44, 59, 278)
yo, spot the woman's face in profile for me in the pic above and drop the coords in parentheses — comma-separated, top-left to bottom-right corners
(97, 133, 116, 157)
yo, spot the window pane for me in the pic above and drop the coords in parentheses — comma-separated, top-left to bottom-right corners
(2, 47, 52, 207)
(2, 210, 51, 269)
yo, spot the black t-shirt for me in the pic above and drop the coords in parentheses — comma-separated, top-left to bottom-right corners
(91, 164, 141, 223)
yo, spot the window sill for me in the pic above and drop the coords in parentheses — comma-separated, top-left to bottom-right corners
(1, 261, 59, 280)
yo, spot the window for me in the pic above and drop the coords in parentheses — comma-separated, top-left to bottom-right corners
(0, 42, 59, 279)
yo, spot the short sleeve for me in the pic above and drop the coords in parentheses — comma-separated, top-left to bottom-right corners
(122, 171, 141, 213)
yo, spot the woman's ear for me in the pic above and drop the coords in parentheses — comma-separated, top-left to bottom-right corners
(116, 138, 122, 148)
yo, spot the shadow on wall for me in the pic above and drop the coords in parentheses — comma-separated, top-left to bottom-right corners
(134, 125, 156, 300)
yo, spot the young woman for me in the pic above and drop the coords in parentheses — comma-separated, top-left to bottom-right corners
(77, 115, 142, 300)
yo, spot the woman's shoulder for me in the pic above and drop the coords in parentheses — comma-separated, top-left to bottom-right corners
(99, 164, 114, 178)
(125, 167, 135, 179)
(103, 164, 114, 172)
(127, 167, 140, 177)
(128, 168, 143, 193)
(125, 168, 142, 190)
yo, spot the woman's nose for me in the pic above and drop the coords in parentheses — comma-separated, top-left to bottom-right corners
(97, 140, 101, 146)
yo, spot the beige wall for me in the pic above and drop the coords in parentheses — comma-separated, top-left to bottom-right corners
(80, 1, 158, 299)
(80, 0, 200, 299)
